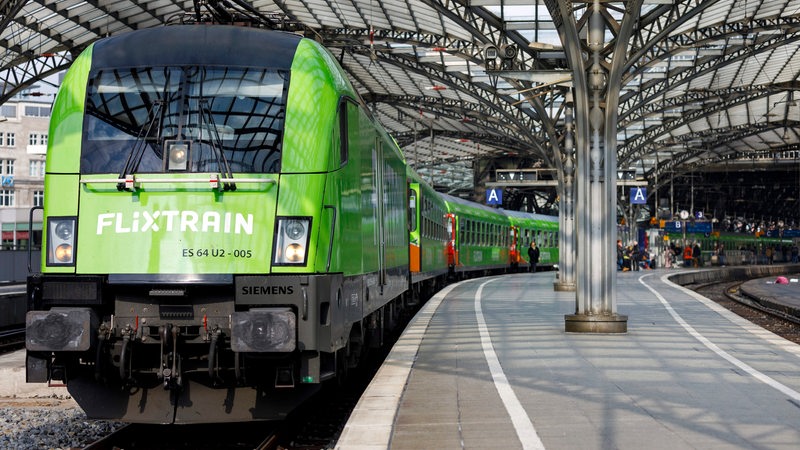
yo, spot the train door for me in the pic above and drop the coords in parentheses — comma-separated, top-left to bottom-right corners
(408, 183, 421, 273)
(374, 139, 386, 292)
(510, 225, 520, 269)
(446, 213, 458, 269)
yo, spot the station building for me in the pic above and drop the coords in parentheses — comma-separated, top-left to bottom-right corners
(0, 89, 52, 251)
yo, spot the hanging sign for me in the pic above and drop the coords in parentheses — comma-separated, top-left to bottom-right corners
(629, 187, 647, 204)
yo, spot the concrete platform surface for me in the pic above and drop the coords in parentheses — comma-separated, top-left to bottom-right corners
(0, 349, 73, 403)
(740, 274, 800, 314)
(336, 270, 800, 450)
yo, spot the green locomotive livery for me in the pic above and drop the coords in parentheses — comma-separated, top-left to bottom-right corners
(26, 25, 558, 424)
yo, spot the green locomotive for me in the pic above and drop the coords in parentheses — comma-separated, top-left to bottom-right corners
(26, 26, 408, 424)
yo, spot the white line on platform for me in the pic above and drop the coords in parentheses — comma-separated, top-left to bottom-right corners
(475, 279, 546, 450)
(639, 273, 800, 403)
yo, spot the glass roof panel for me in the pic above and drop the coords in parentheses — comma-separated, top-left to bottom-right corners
(695, 0, 737, 29)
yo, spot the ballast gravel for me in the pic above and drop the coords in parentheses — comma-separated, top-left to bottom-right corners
(0, 404, 123, 450)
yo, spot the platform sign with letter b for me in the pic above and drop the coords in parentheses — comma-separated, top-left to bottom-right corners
(486, 188, 502, 205)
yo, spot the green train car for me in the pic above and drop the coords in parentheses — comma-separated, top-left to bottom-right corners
(440, 194, 558, 277)
(665, 231, 792, 264)
(25, 25, 559, 425)
(443, 193, 512, 275)
(507, 210, 560, 269)
(407, 168, 449, 294)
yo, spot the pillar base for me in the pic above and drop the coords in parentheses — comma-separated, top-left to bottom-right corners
(565, 313, 628, 333)
(554, 281, 576, 292)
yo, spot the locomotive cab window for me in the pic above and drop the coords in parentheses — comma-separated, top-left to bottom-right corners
(337, 99, 357, 167)
(81, 66, 289, 174)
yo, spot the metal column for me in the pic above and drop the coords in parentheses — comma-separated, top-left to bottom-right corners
(555, 94, 576, 292)
(546, 0, 643, 332)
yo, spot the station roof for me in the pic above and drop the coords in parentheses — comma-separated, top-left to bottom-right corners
(2, 0, 799, 206)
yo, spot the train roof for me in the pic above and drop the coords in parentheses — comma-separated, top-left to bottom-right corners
(440, 192, 557, 222)
(90, 25, 302, 70)
(504, 208, 558, 223)
(440, 192, 502, 215)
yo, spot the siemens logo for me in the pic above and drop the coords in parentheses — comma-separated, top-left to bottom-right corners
(241, 285, 295, 296)
(96, 211, 253, 235)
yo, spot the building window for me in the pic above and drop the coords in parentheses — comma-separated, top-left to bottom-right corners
(0, 189, 14, 206)
(1, 104, 16, 119)
(0, 159, 13, 175)
(29, 160, 45, 177)
(5, 132, 15, 147)
(24, 105, 50, 117)
(33, 190, 44, 206)
(28, 132, 48, 146)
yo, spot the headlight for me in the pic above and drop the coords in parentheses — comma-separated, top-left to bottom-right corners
(26, 308, 92, 351)
(54, 244, 73, 262)
(47, 217, 77, 266)
(165, 140, 191, 171)
(284, 243, 304, 262)
(285, 220, 305, 240)
(231, 308, 296, 352)
(273, 217, 311, 266)
(54, 222, 73, 240)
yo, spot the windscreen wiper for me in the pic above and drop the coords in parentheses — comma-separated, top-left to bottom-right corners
(199, 99, 236, 191)
(117, 100, 163, 191)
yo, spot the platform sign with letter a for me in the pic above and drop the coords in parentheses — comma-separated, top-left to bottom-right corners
(486, 188, 502, 205)
(629, 187, 647, 205)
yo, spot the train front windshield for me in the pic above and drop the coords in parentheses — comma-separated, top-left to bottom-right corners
(81, 66, 288, 174)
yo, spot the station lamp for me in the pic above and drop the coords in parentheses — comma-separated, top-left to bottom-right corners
(483, 44, 499, 70)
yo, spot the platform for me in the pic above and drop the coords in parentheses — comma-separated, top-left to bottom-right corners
(336, 270, 800, 450)
(0, 349, 72, 401)
(740, 275, 800, 316)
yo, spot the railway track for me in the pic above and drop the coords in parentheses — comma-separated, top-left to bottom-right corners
(693, 280, 800, 345)
(83, 422, 282, 450)
(80, 361, 377, 450)
(0, 284, 26, 355)
(0, 327, 25, 354)
(728, 282, 800, 326)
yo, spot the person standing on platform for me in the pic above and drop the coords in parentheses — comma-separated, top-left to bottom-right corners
(692, 242, 702, 267)
(528, 241, 540, 273)
(626, 242, 640, 271)
(683, 243, 693, 268)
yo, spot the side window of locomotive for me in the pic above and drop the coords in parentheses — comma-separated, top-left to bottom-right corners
(82, 67, 288, 174)
(337, 99, 354, 167)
